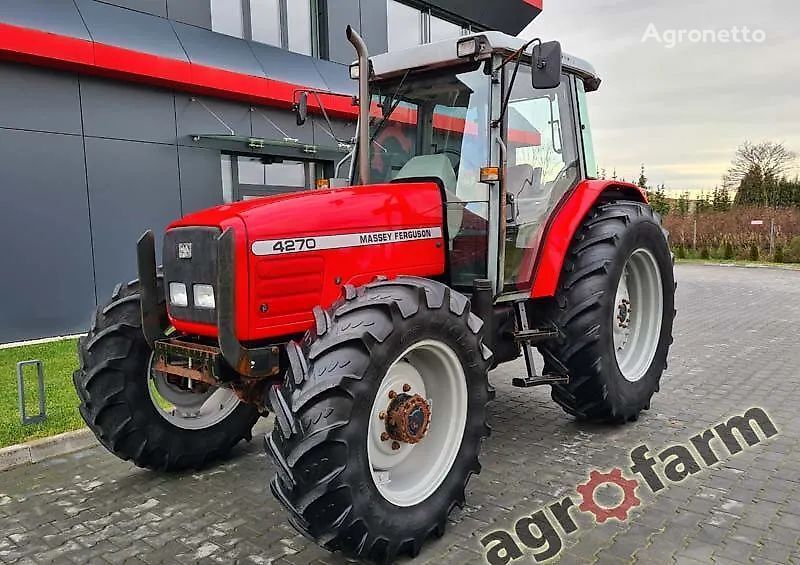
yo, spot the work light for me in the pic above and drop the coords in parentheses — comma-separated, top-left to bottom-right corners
(457, 38, 479, 58)
(169, 282, 188, 308)
(193, 284, 216, 310)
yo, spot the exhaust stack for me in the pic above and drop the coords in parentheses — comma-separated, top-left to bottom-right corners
(346, 25, 370, 185)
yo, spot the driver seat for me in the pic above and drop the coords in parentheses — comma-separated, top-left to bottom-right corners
(392, 154, 463, 237)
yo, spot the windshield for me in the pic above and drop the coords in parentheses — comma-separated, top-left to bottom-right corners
(355, 63, 491, 202)
(354, 63, 493, 289)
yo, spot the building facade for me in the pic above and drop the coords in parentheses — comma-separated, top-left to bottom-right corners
(0, 0, 541, 343)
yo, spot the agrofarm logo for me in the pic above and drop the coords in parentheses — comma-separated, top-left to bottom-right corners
(480, 407, 778, 565)
(642, 23, 767, 49)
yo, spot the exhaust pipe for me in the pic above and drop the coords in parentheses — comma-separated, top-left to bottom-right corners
(346, 25, 370, 185)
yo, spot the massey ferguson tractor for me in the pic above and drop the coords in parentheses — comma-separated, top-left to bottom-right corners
(75, 26, 674, 563)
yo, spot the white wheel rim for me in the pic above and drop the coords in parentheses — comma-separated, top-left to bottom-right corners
(613, 248, 664, 383)
(367, 339, 468, 507)
(147, 353, 241, 430)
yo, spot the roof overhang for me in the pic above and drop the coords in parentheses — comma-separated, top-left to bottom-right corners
(367, 31, 600, 91)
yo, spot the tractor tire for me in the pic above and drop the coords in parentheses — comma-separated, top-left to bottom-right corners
(73, 278, 259, 471)
(266, 277, 493, 563)
(544, 201, 675, 423)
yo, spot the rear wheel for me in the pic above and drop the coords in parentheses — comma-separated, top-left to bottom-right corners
(266, 277, 493, 563)
(544, 201, 675, 423)
(74, 279, 260, 470)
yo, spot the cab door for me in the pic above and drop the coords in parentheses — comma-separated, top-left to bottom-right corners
(500, 71, 583, 294)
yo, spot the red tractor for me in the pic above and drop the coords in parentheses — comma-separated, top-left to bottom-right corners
(75, 27, 674, 563)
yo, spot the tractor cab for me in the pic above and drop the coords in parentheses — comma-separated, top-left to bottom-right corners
(343, 31, 602, 298)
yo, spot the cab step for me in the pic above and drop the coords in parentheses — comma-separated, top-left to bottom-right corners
(512, 373, 569, 388)
(513, 327, 560, 344)
(513, 302, 569, 388)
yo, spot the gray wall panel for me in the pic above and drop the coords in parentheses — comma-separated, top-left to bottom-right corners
(249, 42, 329, 91)
(94, 0, 168, 18)
(167, 0, 211, 29)
(0, 0, 91, 40)
(173, 22, 264, 77)
(0, 129, 95, 342)
(175, 95, 252, 140)
(252, 107, 314, 146)
(0, 63, 83, 135)
(80, 77, 177, 144)
(85, 138, 181, 300)
(326, 0, 361, 65)
(312, 59, 355, 95)
(178, 146, 223, 214)
(75, 0, 188, 61)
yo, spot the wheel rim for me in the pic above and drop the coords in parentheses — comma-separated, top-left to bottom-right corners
(147, 353, 241, 430)
(612, 248, 664, 383)
(367, 339, 468, 507)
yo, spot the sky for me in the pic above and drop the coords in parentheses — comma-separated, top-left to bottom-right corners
(521, 0, 800, 191)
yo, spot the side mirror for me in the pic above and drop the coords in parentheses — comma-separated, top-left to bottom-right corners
(295, 91, 308, 126)
(531, 41, 562, 90)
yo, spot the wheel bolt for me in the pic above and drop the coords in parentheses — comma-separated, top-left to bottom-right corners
(402, 383, 411, 392)
(388, 390, 397, 399)
(391, 441, 401, 451)
(379, 411, 386, 420)
(381, 432, 390, 441)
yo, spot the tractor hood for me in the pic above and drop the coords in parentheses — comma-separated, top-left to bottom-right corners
(166, 183, 447, 341)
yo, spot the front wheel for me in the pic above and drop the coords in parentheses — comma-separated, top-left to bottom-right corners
(74, 279, 260, 470)
(266, 277, 493, 563)
(544, 201, 675, 423)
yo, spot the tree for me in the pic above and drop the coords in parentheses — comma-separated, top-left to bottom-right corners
(676, 191, 691, 216)
(712, 186, 731, 211)
(728, 141, 797, 207)
(647, 183, 670, 217)
(726, 141, 796, 187)
(736, 168, 764, 206)
(637, 164, 648, 190)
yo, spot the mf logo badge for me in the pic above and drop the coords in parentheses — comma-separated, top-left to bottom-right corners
(178, 242, 192, 260)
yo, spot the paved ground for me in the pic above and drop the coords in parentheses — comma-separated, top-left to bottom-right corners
(1, 264, 799, 565)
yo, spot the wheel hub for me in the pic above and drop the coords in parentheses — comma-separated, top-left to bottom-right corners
(616, 298, 632, 329)
(385, 393, 431, 445)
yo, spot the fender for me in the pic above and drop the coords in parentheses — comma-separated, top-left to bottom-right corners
(530, 180, 647, 298)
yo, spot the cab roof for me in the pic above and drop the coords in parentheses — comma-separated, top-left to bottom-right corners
(368, 31, 600, 90)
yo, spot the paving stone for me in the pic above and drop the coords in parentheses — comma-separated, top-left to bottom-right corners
(0, 265, 798, 564)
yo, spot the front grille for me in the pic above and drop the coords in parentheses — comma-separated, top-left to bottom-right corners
(163, 226, 222, 325)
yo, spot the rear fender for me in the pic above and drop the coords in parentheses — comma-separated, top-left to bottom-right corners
(530, 180, 647, 298)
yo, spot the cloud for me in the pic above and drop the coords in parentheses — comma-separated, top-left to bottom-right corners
(521, 0, 800, 189)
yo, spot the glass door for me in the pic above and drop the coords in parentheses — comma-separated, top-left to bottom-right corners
(223, 155, 323, 202)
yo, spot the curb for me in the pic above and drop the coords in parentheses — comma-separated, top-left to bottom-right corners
(0, 428, 97, 472)
(676, 260, 800, 272)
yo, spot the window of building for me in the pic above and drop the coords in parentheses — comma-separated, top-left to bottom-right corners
(211, 0, 245, 38)
(212, 0, 317, 56)
(249, 0, 281, 47)
(386, 1, 473, 51)
(387, 1, 423, 50)
(221, 154, 324, 202)
(429, 15, 462, 42)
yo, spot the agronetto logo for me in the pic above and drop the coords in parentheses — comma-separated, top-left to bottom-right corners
(479, 407, 778, 564)
(642, 23, 767, 49)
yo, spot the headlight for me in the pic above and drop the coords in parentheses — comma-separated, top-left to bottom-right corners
(193, 284, 216, 310)
(169, 282, 188, 307)
(457, 37, 479, 58)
